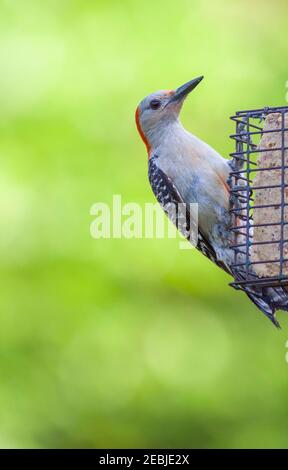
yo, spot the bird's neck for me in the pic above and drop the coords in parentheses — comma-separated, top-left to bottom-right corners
(146, 119, 187, 158)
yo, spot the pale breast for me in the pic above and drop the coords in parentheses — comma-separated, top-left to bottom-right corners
(156, 136, 231, 241)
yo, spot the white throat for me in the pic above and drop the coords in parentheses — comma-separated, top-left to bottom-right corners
(146, 118, 186, 154)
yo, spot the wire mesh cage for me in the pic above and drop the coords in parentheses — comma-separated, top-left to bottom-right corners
(229, 105, 288, 290)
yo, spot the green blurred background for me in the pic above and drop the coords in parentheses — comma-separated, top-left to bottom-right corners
(0, 0, 288, 449)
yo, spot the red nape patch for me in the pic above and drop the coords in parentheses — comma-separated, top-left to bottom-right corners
(135, 106, 151, 157)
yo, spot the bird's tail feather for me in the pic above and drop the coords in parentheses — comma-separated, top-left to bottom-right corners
(231, 270, 288, 327)
(245, 291, 281, 327)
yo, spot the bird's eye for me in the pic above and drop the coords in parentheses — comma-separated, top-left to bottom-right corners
(150, 99, 161, 110)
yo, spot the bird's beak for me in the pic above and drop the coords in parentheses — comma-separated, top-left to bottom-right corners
(167, 76, 204, 105)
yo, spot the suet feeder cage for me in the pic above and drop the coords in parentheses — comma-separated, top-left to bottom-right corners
(229, 105, 288, 290)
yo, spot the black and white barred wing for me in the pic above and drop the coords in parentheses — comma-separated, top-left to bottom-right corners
(148, 158, 229, 273)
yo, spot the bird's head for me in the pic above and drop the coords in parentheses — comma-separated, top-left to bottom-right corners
(135, 76, 204, 156)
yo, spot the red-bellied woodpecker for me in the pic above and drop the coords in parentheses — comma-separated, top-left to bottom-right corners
(135, 76, 288, 326)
